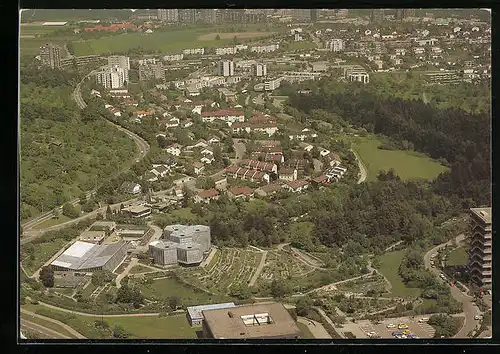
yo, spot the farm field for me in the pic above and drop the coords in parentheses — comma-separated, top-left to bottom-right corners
(71, 28, 264, 56)
(352, 135, 449, 181)
(377, 250, 422, 298)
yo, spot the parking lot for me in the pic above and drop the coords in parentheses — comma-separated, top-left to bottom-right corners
(340, 316, 435, 339)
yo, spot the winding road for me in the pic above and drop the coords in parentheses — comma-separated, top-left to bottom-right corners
(21, 71, 151, 237)
(351, 149, 368, 184)
(423, 233, 480, 338)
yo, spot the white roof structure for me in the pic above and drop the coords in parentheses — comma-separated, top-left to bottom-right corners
(63, 241, 96, 258)
(42, 21, 68, 26)
(187, 302, 236, 321)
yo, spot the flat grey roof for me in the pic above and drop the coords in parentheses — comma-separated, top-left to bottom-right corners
(52, 241, 127, 270)
(202, 302, 301, 339)
(471, 207, 492, 224)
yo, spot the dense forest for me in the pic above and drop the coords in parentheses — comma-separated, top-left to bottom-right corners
(19, 59, 137, 220)
(286, 82, 491, 207)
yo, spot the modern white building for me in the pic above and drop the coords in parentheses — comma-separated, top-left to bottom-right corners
(183, 48, 205, 55)
(163, 53, 184, 61)
(107, 55, 130, 82)
(254, 63, 267, 77)
(95, 65, 127, 89)
(158, 9, 179, 22)
(250, 44, 279, 53)
(326, 38, 344, 52)
(218, 60, 235, 77)
(264, 77, 283, 91)
(216, 47, 237, 56)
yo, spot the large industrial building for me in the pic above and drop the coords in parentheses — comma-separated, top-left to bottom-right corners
(50, 241, 129, 273)
(201, 302, 302, 339)
(468, 207, 492, 288)
(148, 224, 211, 266)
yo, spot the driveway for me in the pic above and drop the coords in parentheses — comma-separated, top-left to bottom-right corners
(116, 257, 139, 289)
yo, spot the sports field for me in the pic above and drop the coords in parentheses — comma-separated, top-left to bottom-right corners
(352, 135, 449, 181)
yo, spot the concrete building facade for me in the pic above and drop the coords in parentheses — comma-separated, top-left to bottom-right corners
(326, 39, 344, 52)
(96, 66, 128, 89)
(218, 60, 235, 77)
(468, 207, 492, 288)
(254, 63, 267, 77)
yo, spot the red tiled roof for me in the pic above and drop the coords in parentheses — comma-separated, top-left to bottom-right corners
(312, 175, 328, 183)
(279, 167, 295, 175)
(286, 179, 309, 189)
(230, 186, 254, 196)
(198, 188, 219, 198)
(260, 183, 283, 193)
(240, 159, 275, 172)
(226, 165, 240, 174)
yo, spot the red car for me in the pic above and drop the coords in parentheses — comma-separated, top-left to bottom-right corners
(450, 282, 454, 286)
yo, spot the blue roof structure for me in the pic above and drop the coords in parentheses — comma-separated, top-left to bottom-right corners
(187, 302, 236, 321)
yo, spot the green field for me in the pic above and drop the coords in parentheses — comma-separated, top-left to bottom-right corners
(21, 312, 78, 338)
(104, 315, 197, 339)
(446, 246, 468, 267)
(22, 238, 68, 276)
(297, 321, 315, 339)
(129, 264, 153, 274)
(353, 135, 449, 181)
(72, 29, 234, 56)
(377, 250, 421, 298)
(138, 277, 212, 304)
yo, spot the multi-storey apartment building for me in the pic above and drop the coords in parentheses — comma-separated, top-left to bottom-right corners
(326, 39, 344, 52)
(139, 62, 165, 81)
(218, 60, 234, 77)
(178, 9, 197, 23)
(200, 9, 217, 24)
(291, 9, 312, 22)
(95, 66, 127, 89)
(39, 43, 62, 69)
(254, 63, 267, 77)
(468, 207, 492, 288)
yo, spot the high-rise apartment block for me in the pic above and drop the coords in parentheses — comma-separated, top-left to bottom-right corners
(291, 9, 312, 22)
(254, 63, 267, 77)
(218, 60, 235, 77)
(39, 43, 62, 69)
(200, 9, 217, 24)
(107, 55, 130, 82)
(158, 9, 179, 23)
(179, 9, 197, 23)
(468, 207, 492, 288)
(326, 39, 344, 52)
(96, 66, 127, 89)
(139, 62, 165, 81)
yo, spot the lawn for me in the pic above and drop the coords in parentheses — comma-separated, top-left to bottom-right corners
(129, 264, 153, 274)
(297, 321, 315, 339)
(22, 238, 68, 276)
(446, 246, 469, 267)
(377, 250, 421, 298)
(104, 315, 197, 339)
(72, 29, 236, 56)
(352, 135, 449, 181)
(137, 277, 213, 305)
(21, 312, 78, 339)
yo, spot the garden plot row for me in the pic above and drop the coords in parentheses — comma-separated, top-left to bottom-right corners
(259, 251, 313, 282)
(335, 275, 388, 294)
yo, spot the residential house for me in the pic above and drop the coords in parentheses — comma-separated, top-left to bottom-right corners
(250, 152, 284, 164)
(166, 143, 182, 156)
(201, 109, 245, 124)
(323, 152, 341, 167)
(285, 179, 309, 193)
(214, 176, 228, 191)
(136, 110, 154, 119)
(311, 175, 329, 186)
(225, 165, 270, 184)
(192, 162, 205, 175)
(194, 188, 220, 203)
(231, 122, 279, 137)
(299, 142, 314, 152)
(166, 117, 180, 128)
(288, 128, 318, 141)
(279, 167, 298, 181)
(182, 119, 194, 128)
(192, 139, 209, 148)
(90, 89, 101, 97)
(218, 88, 237, 103)
(228, 186, 254, 200)
(326, 165, 347, 181)
(200, 147, 214, 156)
(255, 183, 283, 197)
(121, 182, 142, 195)
(201, 155, 215, 164)
(239, 159, 278, 174)
(319, 148, 331, 157)
(208, 136, 220, 144)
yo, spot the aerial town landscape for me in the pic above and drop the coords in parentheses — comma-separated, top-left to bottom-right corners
(19, 8, 491, 340)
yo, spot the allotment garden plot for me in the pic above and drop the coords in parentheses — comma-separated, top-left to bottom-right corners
(258, 250, 315, 283)
(178, 248, 263, 294)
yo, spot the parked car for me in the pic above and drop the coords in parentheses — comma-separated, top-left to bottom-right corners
(402, 330, 411, 335)
(398, 323, 409, 329)
(474, 315, 483, 320)
(387, 324, 396, 329)
(450, 282, 454, 286)
(392, 331, 403, 336)
(418, 318, 429, 323)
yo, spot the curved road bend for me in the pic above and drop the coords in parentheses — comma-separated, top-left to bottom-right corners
(21, 73, 150, 234)
(351, 149, 367, 184)
(423, 233, 480, 338)
(21, 308, 86, 339)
